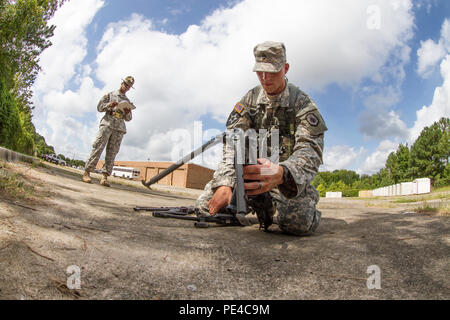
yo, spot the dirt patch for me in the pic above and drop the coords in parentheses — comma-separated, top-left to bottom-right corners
(0, 162, 449, 300)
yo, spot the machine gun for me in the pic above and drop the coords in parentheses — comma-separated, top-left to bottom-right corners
(134, 206, 243, 228)
(135, 131, 275, 231)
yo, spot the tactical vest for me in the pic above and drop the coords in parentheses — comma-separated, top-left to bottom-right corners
(246, 84, 300, 162)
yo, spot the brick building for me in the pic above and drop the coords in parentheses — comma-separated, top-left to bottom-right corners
(96, 160, 214, 190)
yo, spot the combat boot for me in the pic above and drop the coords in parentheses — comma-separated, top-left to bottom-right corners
(82, 171, 91, 184)
(100, 173, 110, 187)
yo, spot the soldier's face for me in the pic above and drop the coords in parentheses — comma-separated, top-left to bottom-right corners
(120, 82, 131, 93)
(256, 63, 289, 95)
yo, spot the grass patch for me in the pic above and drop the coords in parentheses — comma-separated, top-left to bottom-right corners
(0, 161, 36, 201)
(433, 185, 450, 193)
(364, 201, 397, 208)
(391, 198, 421, 203)
(414, 201, 449, 216)
(391, 193, 449, 204)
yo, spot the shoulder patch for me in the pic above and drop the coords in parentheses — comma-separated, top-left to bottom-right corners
(226, 110, 241, 127)
(306, 113, 319, 127)
(299, 109, 328, 136)
(234, 102, 245, 114)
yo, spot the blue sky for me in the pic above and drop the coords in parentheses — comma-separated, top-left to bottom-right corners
(32, 0, 450, 174)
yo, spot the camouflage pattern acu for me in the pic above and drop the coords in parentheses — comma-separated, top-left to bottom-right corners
(216, 81, 327, 197)
(272, 184, 321, 235)
(97, 90, 133, 133)
(84, 126, 124, 176)
(195, 81, 327, 236)
(196, 179, 322, 236)
(84, 90, 133, 176)
(253, 41, 286, 73)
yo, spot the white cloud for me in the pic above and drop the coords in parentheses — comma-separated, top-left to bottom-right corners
(34, 0, 105, 93)
(32, 0, 415, 166)
(359, 41, 412, 141)
(417, 19, 450, 78)
(409, 54, 450, 143)
(45, 111, 98, 159)
(41, 77, 102, 117)
(417, 39, 446, 77)
(358, 140, 398, 174)
(359, 109, 409, 140)
(410, 19, 450, 143)
(32, 0, 105, 156)
(322, 145, 366, 172)
(357, 18, 450, 175)
(358, 44, 450, 175)
(92, 0, 414, 161)
(356, 18, 450, 176)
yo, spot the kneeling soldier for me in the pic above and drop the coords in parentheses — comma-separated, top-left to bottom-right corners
(195, 42, 327, 236)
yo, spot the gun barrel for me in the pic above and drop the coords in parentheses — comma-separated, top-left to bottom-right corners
(142, 132, 226, 188)
(151, 211, 241, 226)
(134, 206, 195, 214)
(152, 211, 200, 221)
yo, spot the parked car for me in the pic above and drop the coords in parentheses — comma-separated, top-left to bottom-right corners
(47, 154, 66, 166)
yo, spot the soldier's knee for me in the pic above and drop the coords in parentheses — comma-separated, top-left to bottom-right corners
(277, 205, 321, 236)
(92, 127, 110, 148)
(92, 137, 104, 149)
(195, 196, 210, 217)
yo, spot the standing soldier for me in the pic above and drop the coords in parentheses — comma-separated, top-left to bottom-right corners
(82, 76, 136, 187)
(195, 42, 327, 236)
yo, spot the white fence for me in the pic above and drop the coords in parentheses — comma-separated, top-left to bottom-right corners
(326, 192, 342, 198)
(371, 178, 431, 197)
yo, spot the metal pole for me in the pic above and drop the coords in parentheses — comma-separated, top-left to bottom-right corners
(142, 132, 226, 188)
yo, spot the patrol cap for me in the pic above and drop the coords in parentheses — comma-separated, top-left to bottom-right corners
(122, 76, 135, 89)
(253, 41, 286, 73)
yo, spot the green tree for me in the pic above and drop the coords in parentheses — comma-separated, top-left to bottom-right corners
(312, 171, 332, 188)
(396, 144, 411, 181)
(313, 170, 361, 189)
(385, 144, 411, 184)
(385, 151, 397, 183)
(0, 0, 66, 154)
(437, 118, 449, 167)
(0, 77, 22, 150)
(0, 0, 66, 106)
(328, 180, 347, 192)
(35, 132, 55, 155)
(316, 183, 326, 197)
(331, 169, 360, 186)
(360, 174, 377, 190)
(410, 117, 449, 182)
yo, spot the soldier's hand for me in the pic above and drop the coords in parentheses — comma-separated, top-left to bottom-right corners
(208, 186, 233, 215)
(108, 101, 118, 109)
(244, 158, 284, 196)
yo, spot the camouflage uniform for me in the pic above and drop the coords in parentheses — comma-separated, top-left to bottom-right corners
(196, 42, 327, 235)
(84, 90, 133, 176)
